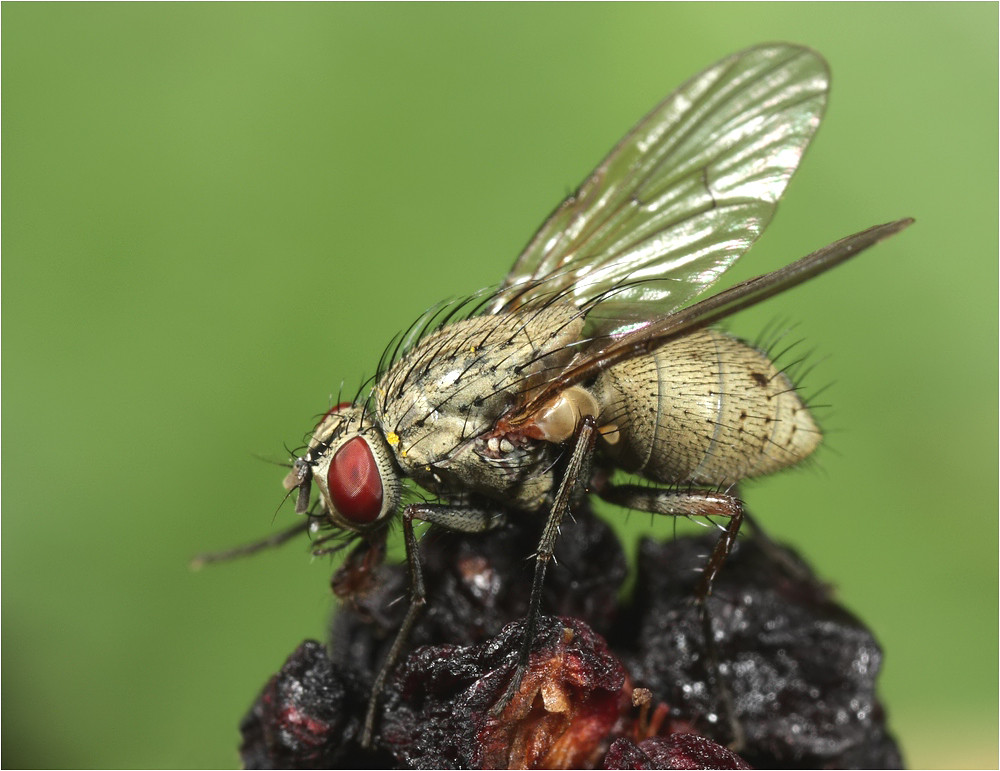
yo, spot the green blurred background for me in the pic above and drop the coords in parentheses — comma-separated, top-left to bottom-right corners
(3, 4, 996, 768)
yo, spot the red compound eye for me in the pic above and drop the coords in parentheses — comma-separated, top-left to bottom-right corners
(327, 436, 384, 524)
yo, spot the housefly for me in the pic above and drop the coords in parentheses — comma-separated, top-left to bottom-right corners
(199, 43, 912, 746)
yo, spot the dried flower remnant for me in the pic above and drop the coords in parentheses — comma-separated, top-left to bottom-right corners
(381, 617, 629, 769)
(238, 641, 379, 770)
(238, 506, 902, 768)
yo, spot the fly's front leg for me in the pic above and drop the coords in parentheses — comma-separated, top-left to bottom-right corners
(490, 416, 599, 717)
(189, 518, 312, 568)
(596, 482, 745, 749)
(361, 503, 506, 748)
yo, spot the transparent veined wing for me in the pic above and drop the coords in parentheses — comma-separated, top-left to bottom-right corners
(505, 218, 914, 425)
(491, 43, 829, 334)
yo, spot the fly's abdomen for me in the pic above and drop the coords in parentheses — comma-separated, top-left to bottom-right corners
(596, 328, 821, 487)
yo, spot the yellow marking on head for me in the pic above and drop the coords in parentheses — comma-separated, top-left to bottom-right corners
(386, 432, 400, 446)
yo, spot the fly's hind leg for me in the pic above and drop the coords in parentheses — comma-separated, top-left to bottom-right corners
(598, 484, 744, 601)
(596, 482, 746, 750)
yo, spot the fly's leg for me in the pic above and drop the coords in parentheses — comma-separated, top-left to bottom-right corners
(360, 508, 425, 748)
(361, 503, 506, 748)
(596, 484, 743, 600)
(596, 483, 745, 750)
(490, 416, 599, 717)
(189, 518, 312, 568)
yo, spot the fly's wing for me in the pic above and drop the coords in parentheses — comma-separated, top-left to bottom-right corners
(504, 218, 914, 424)
(490, 43, 829, 334)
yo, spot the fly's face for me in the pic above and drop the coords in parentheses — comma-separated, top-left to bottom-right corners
(284, 403, 400, 534)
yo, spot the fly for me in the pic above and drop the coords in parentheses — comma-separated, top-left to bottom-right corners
(199, 43, 912, 747)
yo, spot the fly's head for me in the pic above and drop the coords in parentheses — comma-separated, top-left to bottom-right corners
(283, 402, 401, 534)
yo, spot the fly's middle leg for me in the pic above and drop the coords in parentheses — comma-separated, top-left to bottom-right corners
(489, 415, 599, 718)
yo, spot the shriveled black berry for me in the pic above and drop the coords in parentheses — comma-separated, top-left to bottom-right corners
(239, 640, 391, 769)
(619, 534, 901, 768)
(603, 734, 752, 770)
(240, 505, 900, 769)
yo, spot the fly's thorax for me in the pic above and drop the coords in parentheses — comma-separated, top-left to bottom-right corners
(595, 328, 821, 487)
(409, 437, 559, 512)
(374, 304, 585, 473)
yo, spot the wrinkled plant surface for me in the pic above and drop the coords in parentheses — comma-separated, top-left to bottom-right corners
(239, 505, 902, 769)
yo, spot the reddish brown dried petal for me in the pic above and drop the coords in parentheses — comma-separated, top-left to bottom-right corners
(381, 616, 630, 769)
